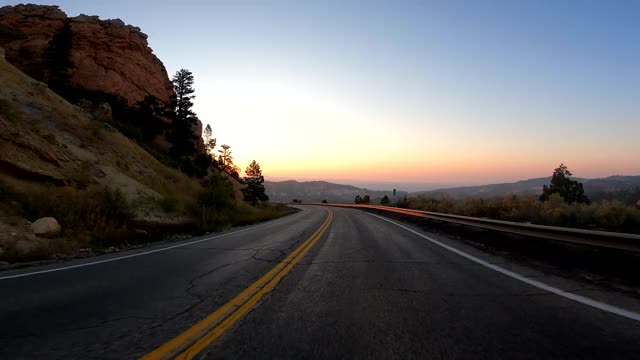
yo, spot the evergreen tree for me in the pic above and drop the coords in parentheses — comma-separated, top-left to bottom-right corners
(203, 124, 217, 154)
(242, 160, 269, 205)
(217, 144, 234, 173)
(136, 95, 167, 141)
(42, 23, 73, 94)
(540, 163, 590, 204)
(169, 69, 198, 158)
(354, 195, 362, 204)
(193, 153, 213, 177)
(381, 195, 390, 205)
(173, 69, 196, 121)
(362, 195, 371, 205)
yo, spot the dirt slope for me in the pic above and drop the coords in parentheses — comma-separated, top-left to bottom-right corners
(0, 46, 201, 224)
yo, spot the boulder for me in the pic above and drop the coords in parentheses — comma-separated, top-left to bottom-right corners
(31, 217, 61, 237)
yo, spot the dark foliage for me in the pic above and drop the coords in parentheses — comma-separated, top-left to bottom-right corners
(41, 22, 73, 93)
(590, 187, 640, 206)
(540, 163, 590, 204)
(168, 69, 198, 158)
(193, 154, 213, 177)
(242, 160, 269, 206)
(197, 174, 236, 227)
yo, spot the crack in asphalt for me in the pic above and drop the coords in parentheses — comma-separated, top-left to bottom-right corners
(148, 251, 261, 331)
(0, 229, 314, 346)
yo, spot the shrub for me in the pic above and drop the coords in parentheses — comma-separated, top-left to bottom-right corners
(1, 182, 135, 248)
(196, 174, 236, 229)
(159, 196, 178, 212)
(409, 193, 640, 234)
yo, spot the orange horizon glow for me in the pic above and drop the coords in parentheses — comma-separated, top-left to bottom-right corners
(245, 151, 640, 186)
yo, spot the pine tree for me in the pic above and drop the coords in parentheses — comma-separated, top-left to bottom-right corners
(540, 163, 590, 204)
(203, 124, 217, 154)
(42, 23, 73, 94)
(173, 69, 196, 121)
(242, 160, 269, 206)
(169, 69, 198, 158)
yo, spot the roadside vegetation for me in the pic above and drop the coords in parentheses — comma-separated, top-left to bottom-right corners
(346, 164, 640, 234)
(406, 165, 640, 234)
(0, 44, 289, 263)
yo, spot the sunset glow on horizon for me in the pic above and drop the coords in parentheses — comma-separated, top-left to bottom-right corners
(13, 1, 640, 189)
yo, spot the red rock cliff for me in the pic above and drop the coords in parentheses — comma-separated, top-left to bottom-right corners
(0, 4, 174, 106)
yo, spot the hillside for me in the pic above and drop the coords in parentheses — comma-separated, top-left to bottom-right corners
(0, 45, 211, 258)
(265, 180, 406, 203)
(412, 176, 640, 201)
(0, 4, 203, 151)
(266, 176, 640, 205)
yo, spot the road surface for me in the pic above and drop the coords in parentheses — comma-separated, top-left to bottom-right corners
(1, 206, 639, 359)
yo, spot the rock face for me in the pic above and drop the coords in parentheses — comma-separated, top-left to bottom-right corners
(31, 217, 61, 238)
(0, 4, 174, 106)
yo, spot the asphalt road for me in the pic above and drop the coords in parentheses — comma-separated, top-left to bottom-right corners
(1, 206, 640, 359)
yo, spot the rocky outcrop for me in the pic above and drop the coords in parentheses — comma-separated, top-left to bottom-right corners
(31, 217, 61, 238)
(0, 4, 174, 106)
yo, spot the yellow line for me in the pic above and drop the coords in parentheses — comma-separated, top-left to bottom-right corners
(140, 210, 333, 360)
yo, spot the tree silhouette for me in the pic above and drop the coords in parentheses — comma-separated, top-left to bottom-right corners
(242, 160, 269, 205)
(380, 195, 390, 205)
(203, 124, 216, 154)
(540, 163, 590, 204)
(135, 95, 167, 141)
(173, 69, 196, 121)
(42, 22, 73, 94)
(217, 144, 234, 173)
(362, 195, 371, 205)
(169, 69, 198, 158)
(193, 153, 213, 177)
(354, 195, 362, 204)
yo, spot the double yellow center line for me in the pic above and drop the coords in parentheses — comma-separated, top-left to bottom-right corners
(141, 209, 333, 360)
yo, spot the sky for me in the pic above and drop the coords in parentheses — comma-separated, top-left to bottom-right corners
(5, 1, 640, 190)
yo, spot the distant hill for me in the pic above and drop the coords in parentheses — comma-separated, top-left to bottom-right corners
(265, 180, 405, 203)
(411, 176, 640, 201)
(266, 176, 640, 205)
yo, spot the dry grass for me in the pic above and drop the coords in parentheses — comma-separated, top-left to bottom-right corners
(0, 179, 153, 262)
(410, 193, 640, 234)
(0, 50, 288, 264)
(229, 204, 293, 227)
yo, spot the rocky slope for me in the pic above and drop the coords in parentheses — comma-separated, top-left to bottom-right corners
(0, 45, 203, 256)
(0, 4, 173, 105)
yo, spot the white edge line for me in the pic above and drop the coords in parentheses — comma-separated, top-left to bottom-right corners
(0, 208, 306, 281)
(366, 212, 640, 322)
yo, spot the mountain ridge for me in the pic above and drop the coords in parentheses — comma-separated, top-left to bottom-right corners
(265, 175, 640, 203)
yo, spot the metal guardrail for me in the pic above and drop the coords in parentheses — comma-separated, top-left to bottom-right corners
(312, 203, 640, 252)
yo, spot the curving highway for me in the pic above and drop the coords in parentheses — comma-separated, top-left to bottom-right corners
(1, 206, 640, 359)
